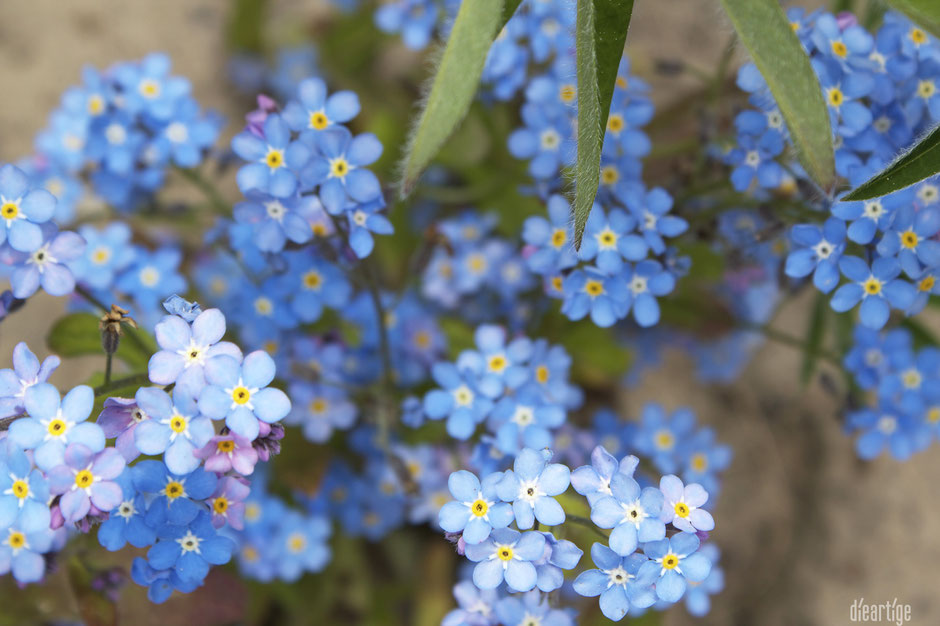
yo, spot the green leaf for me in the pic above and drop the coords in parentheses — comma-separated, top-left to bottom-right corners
(573, 0, 635, 249)
(399, 0, 523, 197)
(47, 313, 156, 371)
(719, 0, 835, 191)
(800, 292, 828, 385)
(227, 0, 267, 52)
(884, 0, 940, 38)
(842, 123, 940, 201)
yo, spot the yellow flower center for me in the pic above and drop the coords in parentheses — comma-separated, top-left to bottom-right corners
(674, 502, 690, 518)
(911, 28, 928, 45)
(312, 222, 328, 236)
(598, 229, 617, 248)
(550, 276, 563, 292)
(558, 84, 576, 102)
(216, 439, 235, 453)
(919, 276, 935, 292)
(92, 247, 111, 264)
(303, 270, 323, 289)
(535, 365, 549, 384)
(662, 553, 680, 570)
(169, 415, 187, 433)
(139, 79, 161, 98)
(551, 228, 567, 248)
(831, 41, 847, 57)
(901, 230, 919, 249)
(1, 202, 19, 220)
(414, 330, 431, 349)
(928, 406, 940, 423)
(265, 148, 285, 169)
(691, 453, 708, 473)
(601, 166, 619, 185)
(488, 355, 507, 373)
(8, 531, 25, 549)
(88, 94, 105, 115)
(470, 499, 489, 517)
(47, 419, 67, 437)
(655, 430, 675, 450)
(616, 75, 628, 89)
(918, 80, 936, 99)
(165, 481, 184, 500)
(330, 157, 349, 178)
(11, 480, 29, 499)
(827, 87, 844, 107)
(497, 546, 514, 561)
(585, 280, 604, 297)
(231, 386, 251, 405)
(74, 470, 94, 489)
(213, 496, 229, 514)
(863, 277, 882, 296)
(288, 532, 306, 553)
(309, 111, 329, 130)
(607, 114, 625, 133)
(310, 398, 328, 414)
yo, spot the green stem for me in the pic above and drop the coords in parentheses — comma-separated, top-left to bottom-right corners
(104, 352, 113, 385)
(175, 166, 232, 216)
(566, 515, 609, 540)
(747, 323, 842, 367)
(93, 373, 151, 397)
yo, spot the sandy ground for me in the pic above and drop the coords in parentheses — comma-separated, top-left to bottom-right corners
(0, 0, 938, 625)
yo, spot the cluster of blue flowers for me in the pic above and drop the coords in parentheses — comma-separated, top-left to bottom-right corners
(439, 444, 723, 622)
(729, 11, 940, 330)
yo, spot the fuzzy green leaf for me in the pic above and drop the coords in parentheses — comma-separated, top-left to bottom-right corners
(719, 0, 835, 191)
(399, 0, 523, 197)
(573, 0, 635, 249)
(842, 123, 940, 201)
(800, 292, 828, 385)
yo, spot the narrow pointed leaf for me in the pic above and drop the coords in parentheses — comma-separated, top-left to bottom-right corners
(399, 0, 523, 197)
(843, 123, 940, 201)
(801, 292, 828, 385)
(573, 0, 635, 249)
(719, 0, 835, 191)
(885, 0, 940, 38)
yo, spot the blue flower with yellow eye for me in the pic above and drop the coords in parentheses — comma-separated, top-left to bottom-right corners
(423, 362, 494, 440)
(815, 58, 874, 137)
(116, 246, 186, 313)
(0, 446, 50, 533)
(465, 528, 546, 592)
(876, 205, 940, 276)
(304, 127, 383, 214)
(231, 113, 310, 198)
(285, 381, 357, 443)
(830, 255, 916, 329)
(374, 0, 440, 50)
(523, 195, 577, 275)
(561, 266, 630, 328)
(578, 207, 646, 275)
(133, 388, 214, 476)
(132, 460, 217, 527)
(70, 223, 135, 290)
(283, 77, 360, 138)
(280, 250, 351, 323)
(831, 187, 911, 244)
(439, 470, 513, 544)
(197, 351, 291, 441)
(638, 533, 712, 603)
(0, 164, 57, 253)
(0, 523, 56, 584)
(114, 53, 191, 120)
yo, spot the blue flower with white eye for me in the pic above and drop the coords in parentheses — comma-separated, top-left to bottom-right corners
(578, 206, 646, 274)
(573, 543, 657, 621)
(489, 385, 565, 455)
(116, 247, 187, 313)
(0, 164, 57, 253)
(374, 0, 440, 50)
(0, 446, 50, 533)
(0, 342, 60, 418)
(442, 581, 500, 626)
(9, 226, 84, 299)
(98, 472, 156, 551)
(831, 187, 911, 244)
(621, 260, 676, 328)
(637, 533, 712, 603)
(423, 362, 494, 440)
(132, 460, 217, 527)
(8, 383, 103, 472)
(843, 325, 911, 390)
(876, 205, 940, 276)
(146, 510, 234, 584)
(197, 351, 291, 441)
(133, 388, 214, 475)
(785, 217, 846, 293)
(438, 470, 513, 544)
(344, 197, 394, 259)
(522, 195, 577, 275)
(464, 527, 546, 592)
(508, 102, 574, 181)
(283, 77, 360, 137)
(130, 555, 200, 604)
(571, 446, 637, 506)
(0, 523, 56, 584)
(589, 473, 665, 556)
(303, 127, 382, 214)
(496, 447, 570, 530)
(233, 192, 315, 253)
(830, 256, 916, 330)
(622, 186, 687, 255)
(658, 474, 715, 533)
(231, 114, 310, 198)
(148, 307, 242, 396)
(561, 266, 630, 328)
(848, 402, 925, 461)
(153, 97, 220, 167)
(726, 131, 784, 191)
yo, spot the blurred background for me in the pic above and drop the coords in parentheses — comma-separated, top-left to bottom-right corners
(0, 0, 939, 624)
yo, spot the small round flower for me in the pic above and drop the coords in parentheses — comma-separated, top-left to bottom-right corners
(589, 473, 665, 556)
(146, 510, 235, 584)
(197, 351, 291, 440)
(0, 164, 57, 253)
(637, 533, 712, 603)
(0, 446, 50, 533)
(573, 543, 657, 621)
(658, 474, 715, 533)
(496, 447, 570, 529)
(133, 388, 214, 475)
(47, 444, 125, 523)
(830, 256, 916, 329)
(439, 470, 514, 544)
(464, 527, 546, 592)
